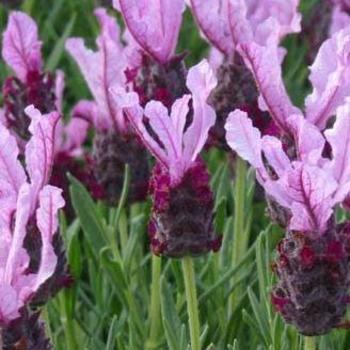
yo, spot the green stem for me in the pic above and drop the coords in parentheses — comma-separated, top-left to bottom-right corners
(109, 165, 130, 258)
(182, 257, 201, 350)
(113, 164, 130, 229)
(232, 157, 247, 263)
(230, 157, 247, 308)
(146, 255, 162, 350)
(304, 337, 316, 350)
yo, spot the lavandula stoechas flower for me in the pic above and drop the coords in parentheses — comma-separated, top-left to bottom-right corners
(66, 8, 149, 204)
(115, 60, 221, 257)
(0, 106, 65, 347)
(2, 12, 57, 141)
(225, 26, 350, 335)
(188, 0, 301, 148)
(1, 11, 96, 218)
(113, 0, 187, 108)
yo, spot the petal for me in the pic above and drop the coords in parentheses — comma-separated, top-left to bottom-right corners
(225, 109, 265, 171)
(324, 102, 350, 202)
(0, 122, 27, 200)
(65, 10, 126, 131)
(228, 0, 301, 47)
(54, 69, 65, 113)
(287, 164, 337, 233)
(24, 106, 60, 212)
(170, 94, 191, 142)
(116, 0, 184, 63)
(71, 100, 98, 126)
(183, 60, 217, 163)
(189, 0, 234, 54)
(112, 88, 168, 166)
(329, 6, 350, 36)
(4, 184, 31, 285)
(287, 114, 325, 165)
(31, 185, 64, 292)
(0, 285, 21, 324)
(59, 117, 89, 154)
(261, 135, 291, 177)
(238, 41, 301, 134)
(305, 27, 350, 129)
(2, 11, 42, 82)
(145, 101, 181, 160)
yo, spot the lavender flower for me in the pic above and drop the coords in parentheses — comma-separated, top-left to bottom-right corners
(113, 0, 188, 108)
(225, 26, 350, 335)
(0, 105, 65, 345)
(1, 11, 97, 220)
(66, 8, 149, 204)
(188, 0, 300, 147)
(2, 12, 58, 141)
(114, 60, 221, 257)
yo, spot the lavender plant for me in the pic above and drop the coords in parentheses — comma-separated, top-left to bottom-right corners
(3, 1, 350, 350)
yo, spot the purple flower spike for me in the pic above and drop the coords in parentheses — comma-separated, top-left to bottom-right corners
(0, 106, 64, 326)
(115, 60, 221, 257)
(225, 102, 350, 334)
(114, 0, 185, 64)
(2, 12, 60, 142)
(66, 8, 149, 204)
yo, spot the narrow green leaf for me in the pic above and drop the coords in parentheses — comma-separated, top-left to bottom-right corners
(46, 14, 76, 71)
(160, 277, 184, 350)
(105, 315, 118, 350)
(69, 174, 108, 258)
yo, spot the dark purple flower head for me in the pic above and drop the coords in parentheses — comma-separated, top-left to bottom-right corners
(2, 310, 52, 350)
(127, 53, 188, 109)
(271, 223, 350, 335)
(148, 160, 220, 257)
(3, 71, 56, 141)
(115, 60, 221, 257)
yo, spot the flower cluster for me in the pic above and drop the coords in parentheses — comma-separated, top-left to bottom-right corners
(0, 106, 65, 346)
(116, 60, 221, 257)
(226, 22, 350, 334)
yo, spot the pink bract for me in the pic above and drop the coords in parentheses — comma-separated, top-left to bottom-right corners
(114, 60, 217, 186)
(225, 102, 350, 234)
(114, 0, 185, 64)
(66, 8, 128, 133)
(2, 11, 42, 82)
(236, 25, 350, 134)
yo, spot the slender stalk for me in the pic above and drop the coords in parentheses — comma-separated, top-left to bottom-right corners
(109, 165, 130, 258)
(232, 157, 247, 263)
(146, 255, 162, 350)
(112, 164, 130, 229)
(59, 291, 79, 350)
(304, 337, 316, 350)
(182, 256, 201, 350)
(230, 157, 247, 308)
